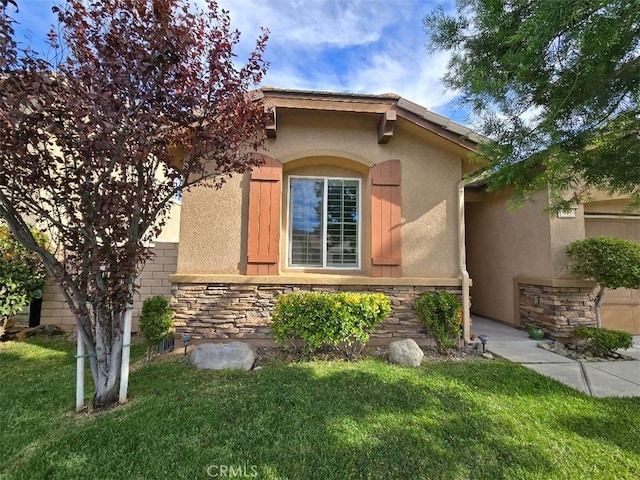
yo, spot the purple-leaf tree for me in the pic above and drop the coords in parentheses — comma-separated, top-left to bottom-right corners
(0, 0, 269, 407)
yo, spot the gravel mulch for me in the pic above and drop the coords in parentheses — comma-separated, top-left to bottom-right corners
(253, 342, 488, 366)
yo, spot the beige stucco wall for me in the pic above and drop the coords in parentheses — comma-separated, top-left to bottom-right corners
(466, 190, 585, 325)
(549, 207, 587, 278)
(177, 174, 247, 275)
(176, 109, 469, 279)
(155, 200, 181, 243)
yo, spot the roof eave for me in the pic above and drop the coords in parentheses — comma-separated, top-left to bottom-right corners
(258, 87, 483, 151)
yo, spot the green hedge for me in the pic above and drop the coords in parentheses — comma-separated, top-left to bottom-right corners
(139, 296, 174, 360)
(413, 291, 462, 352)
(270, 292, 391, 359)
(573, 325, 633, 356)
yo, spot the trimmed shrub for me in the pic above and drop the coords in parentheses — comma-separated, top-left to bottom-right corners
(0, 225, 50, 323)
(566, 237, 640, 328)
(270, 292, 391, 359)
(139, 296, 174, 360)
(566, 237, 640, 290)
(413, 291, 462, 352)
(573, 325, 633, 356)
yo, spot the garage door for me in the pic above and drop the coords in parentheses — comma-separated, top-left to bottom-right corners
(585, 217, 640, 334)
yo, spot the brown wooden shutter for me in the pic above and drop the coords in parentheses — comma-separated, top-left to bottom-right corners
(246, 155, 282, 275)
(371, 159, 401, 277)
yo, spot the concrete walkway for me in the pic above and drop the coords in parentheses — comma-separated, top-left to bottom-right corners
(471, 315, 640, 398)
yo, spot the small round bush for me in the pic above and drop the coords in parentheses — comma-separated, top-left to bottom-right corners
(270, 292, 391, 359)
(573, 325, 632, 356)
(413, 291, 462, 352)
(139, 295, 174, 359)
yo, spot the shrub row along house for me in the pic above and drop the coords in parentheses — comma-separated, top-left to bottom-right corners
(38, 88, 640, 339)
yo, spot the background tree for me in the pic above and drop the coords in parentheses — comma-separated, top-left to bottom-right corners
(566, 237, 640, 328)
(425, 0, 640, 210)
(0, 224, 49, 327)
(0, 0, 269, 407)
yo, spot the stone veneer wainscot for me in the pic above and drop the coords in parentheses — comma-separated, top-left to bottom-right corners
(517, 278, 597, 339)
(170, 275, 463, 344)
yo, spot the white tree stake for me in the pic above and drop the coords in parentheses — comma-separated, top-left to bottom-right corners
(119, 300, 133, 404)
(76, 333, 84, 412)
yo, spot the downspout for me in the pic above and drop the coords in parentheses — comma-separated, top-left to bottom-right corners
(458, 178, 472, 344)
(458, 169, 492, 344)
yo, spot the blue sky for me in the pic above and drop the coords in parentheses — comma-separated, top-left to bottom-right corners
(8, 0, 469, 125)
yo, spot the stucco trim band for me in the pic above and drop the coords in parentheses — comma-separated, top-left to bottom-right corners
(168, 274, 463, 287)
(515, 277, 597, 289)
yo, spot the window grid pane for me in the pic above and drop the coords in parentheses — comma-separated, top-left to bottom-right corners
(289, 179, 323, 266)
(326, 179, 358, 267)
(289, 177, 359, 269)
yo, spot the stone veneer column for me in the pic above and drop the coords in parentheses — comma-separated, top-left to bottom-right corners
(518, 279, 596, 338)
(171, 283, 462, 343)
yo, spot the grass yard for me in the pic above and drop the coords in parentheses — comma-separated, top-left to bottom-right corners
(1, 337, 640, 480)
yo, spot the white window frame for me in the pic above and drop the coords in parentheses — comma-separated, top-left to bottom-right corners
(287, 175, 362, 270)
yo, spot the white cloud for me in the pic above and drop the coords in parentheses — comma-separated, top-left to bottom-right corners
(339, 47, 457, 110)
(12, 0, 469, 122)
(215, 0, 464, 118)
(217, 0, 405, 48)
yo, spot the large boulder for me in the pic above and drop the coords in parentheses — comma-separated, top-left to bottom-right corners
(389, 338, 424, 367)
(190, 342, 256, 371)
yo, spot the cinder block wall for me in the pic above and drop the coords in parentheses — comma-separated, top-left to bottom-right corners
(40, 242, 178, 332)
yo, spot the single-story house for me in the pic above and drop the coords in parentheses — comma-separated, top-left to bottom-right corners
(169, 88, 483, 344)
(38, 88, 639, 338)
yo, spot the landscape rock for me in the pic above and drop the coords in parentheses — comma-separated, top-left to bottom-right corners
(39, 324, 66, 336)
(190, 342, 256, 371)
(388, 338, 424, 367)
(482, 352, 494, 360)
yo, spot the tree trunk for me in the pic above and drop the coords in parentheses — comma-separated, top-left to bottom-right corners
(92, 371, 120, 408)
(88, 310, 125, 409)
(594, 285, 605, 329)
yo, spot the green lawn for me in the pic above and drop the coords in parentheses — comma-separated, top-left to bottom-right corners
(1, 337, 640, 480)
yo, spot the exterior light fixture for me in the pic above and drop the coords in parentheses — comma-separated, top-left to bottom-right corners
(477, 334, 488, 353)
(181, 333, 192, 356)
